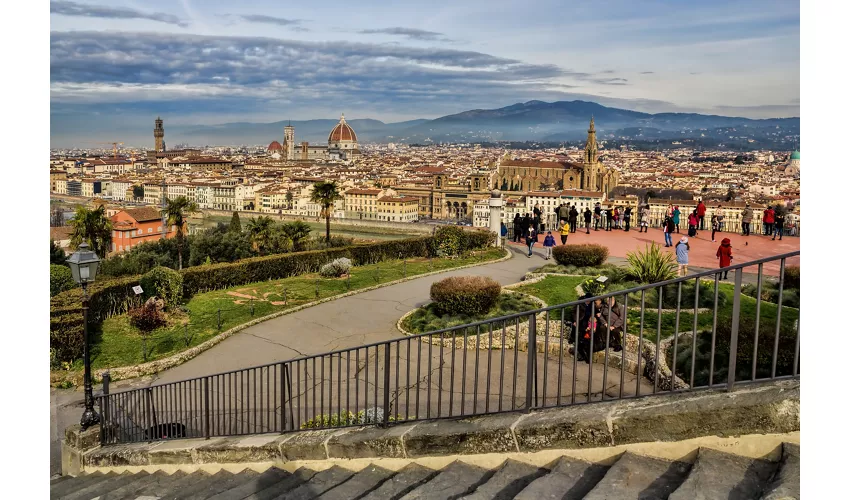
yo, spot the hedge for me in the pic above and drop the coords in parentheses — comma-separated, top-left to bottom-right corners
(430, 276, 502, 316)
(140, 267, 183, 307)
(784, 265, 800, 288)
(552, 244, 609, 267)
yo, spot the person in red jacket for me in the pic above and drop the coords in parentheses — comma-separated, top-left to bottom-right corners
(763, 207, 775, 236)
(716, 237, 733, 280)
(697, 199, 707, 230)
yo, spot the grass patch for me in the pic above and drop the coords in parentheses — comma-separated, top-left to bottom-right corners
(83, 248, 505, 370)
(402, 292, 540, 336)
(511, 276, 586, 320)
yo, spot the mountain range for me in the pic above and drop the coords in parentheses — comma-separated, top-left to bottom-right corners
(165, 100, 799, 147)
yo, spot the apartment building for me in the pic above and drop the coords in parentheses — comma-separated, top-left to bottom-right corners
(377, 196, 419, 222)
(343, 188, 386, 220)
(110, 207, 175, 253)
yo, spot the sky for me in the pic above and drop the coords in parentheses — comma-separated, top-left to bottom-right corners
(50, 0, 800, 147)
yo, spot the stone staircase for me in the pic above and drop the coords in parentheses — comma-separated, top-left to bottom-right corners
(50, 442, 799, 500)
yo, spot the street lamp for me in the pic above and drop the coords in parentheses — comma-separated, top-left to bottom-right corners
(66, 243, 101, 430)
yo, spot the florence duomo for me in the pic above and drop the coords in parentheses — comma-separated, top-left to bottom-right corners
(267, 114, 361, 161)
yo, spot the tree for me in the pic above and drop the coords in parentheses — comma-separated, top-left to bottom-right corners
(280, 220, 311, 251)
(69, 205, 113, 258)
(50, 240, 67, 266)
(246, 216, 275, 254)
(50, 207, 65, 227)
(229, 212, 242, 233)
(310, 181, 342, 243)
(132, 185, 144, 201)
(285, 191, 294, 210)
(162, 196, 199, 270)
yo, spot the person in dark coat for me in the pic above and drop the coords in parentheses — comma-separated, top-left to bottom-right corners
(773, 208, 785, 240)
(599, 296, 625, 352)
(624, 206, 632, 232)
(568, 294, 606, 363)
(569, 206, 579, 233)
(583, 208, 592, 234)
(512, 213, 522, 243)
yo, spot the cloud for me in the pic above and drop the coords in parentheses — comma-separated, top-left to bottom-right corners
(50, 0, 189, 28)
(640, 71, 654, 74)
(238, 14, 307, 29)
(359, 27, 448, 42)
(590, 77, 629, 86)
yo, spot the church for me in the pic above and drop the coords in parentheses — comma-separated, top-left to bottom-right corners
(267, 114, 361, 161)
(495, 118, 619, 197)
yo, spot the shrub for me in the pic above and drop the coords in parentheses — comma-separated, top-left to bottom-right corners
(140, 267, 183, 307)
(552, 244, 609, 267)
(128, 302, 167, 332)
(742, 282, 800, 309)
(50, 264, 76, 297)
(404, 292, 539, 334)
(319, 257, 352, 278)
(625, 243, 677, 284)
(50, 315, 84, 366)
(580, 277, 607, 297)
(431, 225, 466, 257)
(784, 266, 800, 288)
(430, 276, 501, 316)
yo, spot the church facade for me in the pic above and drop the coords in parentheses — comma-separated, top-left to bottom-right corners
(269, 114, 361, 161)
(495, 118, 619, 197)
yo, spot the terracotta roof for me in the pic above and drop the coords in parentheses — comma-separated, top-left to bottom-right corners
(121, 207, 162, 222)
(378, 196, 418, 203)
(501, 160, 583, 169)
(50, 226, 73, 241)
(268, 141, 283, 151)
(346, 188, 383, 195)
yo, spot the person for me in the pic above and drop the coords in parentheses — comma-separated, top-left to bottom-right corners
(711, 214, 719, 242)
(583, 207, 592, 234)
(569, 294, 607, 363)
(500, 221, 507, 239)
(666, 204, 674, 219)
(663, 215, 674, 247)
(764, 206, 775, 236)
(532, 204, 542, 232)
(773, 208, 785, 241)
(741, 204, 753, 236)
(512, 213, 522, 243)
(543, 231, 556, 260)
(687, 210, 699, 237)
(525, 226, 537, 258)
(624, 206, 632, 232)
(569, 206, 579, 233)
(672, 206, 681, 233)
(599, 296, 625, 352)
(559, 219, 569, 245)
(593, 202, 602, 231)
(639, 205, 649, 233)
(697, 199, 707, 230)
(558, 203, 570, 224)
(716, 237, 733, 280)
(613, 207, 621, 229)
(606, 207, 614, 231)
(715, 205, 725, 232)
(675, 237, 689, 276)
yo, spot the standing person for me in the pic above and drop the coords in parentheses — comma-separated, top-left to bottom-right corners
(716, 237, 733, 280)
(558, 203, 570, 225)
(741, 204, 753, 236)
(697, 199, 707, 230)
(599, 296, 625, 352)
(606, 207, 614, 231)
(569, 205, 579, 233)
(532, 204, 542, 232)
(639, 205, 650, 233)
(583, 207, 592, 234)
(688, 210, 699, 237)
(716, 205, 725, 232)
(675, 237, 690, 277)
(593, 202, 602, 231)
(711, 214, 719, 242)
(773, 208, 785, 240)
(672, 206, 681, 233)
(512, 213, 521, 243)
(543, 231, 556, 260)
(559, 219, 569, 245)
(764, 206, 775, 236)
(500, 221, 507, 239)
(624, 206, 632, 232)
(663, 215, 674, 247)
(613, 207, 620, 229)
(525, 226, 537, 258)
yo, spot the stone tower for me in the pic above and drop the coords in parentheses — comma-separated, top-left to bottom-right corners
(583, 116, 599, 190)
(154, 117, 165, 153)
(284, 123, 295, 161)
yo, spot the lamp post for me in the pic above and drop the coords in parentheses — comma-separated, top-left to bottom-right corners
(67, 243, 102, 430)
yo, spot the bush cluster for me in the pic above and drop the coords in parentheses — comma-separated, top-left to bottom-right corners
(140, 267, 184, 307)
(429, 226, 494, 257)
(319, 258, 352, 278)
(128, 302, 168, 332)
(783, 265, 800, 288)
(430, 276, 502, 316)
(50, 264, 76, 297)
(552, 244, 609, 267)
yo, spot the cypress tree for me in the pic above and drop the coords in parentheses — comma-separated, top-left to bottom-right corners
(229, 212, 242, 233)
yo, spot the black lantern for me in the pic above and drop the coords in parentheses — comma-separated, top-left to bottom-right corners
(67, 243, 101, 430)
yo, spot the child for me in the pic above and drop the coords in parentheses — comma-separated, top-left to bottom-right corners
(675, 237, 689, 276)
(543, 231, 556, 260)
(711, 215, 719, 242)
(558, 220, 569, 245)
(716, 237, 733, 279)
(525, 227, 536, 258)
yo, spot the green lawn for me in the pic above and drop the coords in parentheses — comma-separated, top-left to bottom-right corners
(511, 275, 587, 320)
(85, 248, 505, 370)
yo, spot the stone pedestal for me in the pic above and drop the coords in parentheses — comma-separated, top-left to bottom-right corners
(488, 189, 503, 247)
(61, 424, 101, 476)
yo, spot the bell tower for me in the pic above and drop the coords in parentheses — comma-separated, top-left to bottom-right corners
(584, 116, 598, 165)
(154, 117, 165, 153)
(284, 122, 295, 161)
(583, 116, 599, 190)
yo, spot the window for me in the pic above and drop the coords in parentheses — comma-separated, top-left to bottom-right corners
(148, 228, 152, 233)
(157, 226, 162, 232)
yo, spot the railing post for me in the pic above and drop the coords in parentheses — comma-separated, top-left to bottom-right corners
(217, 309, 222, 330)
(727, 268, 743, 391)
(203, 377, 210, 439)
(525, 313, 537, 411)
(101, 371, 110, 445)
(383, 343, 392, 426)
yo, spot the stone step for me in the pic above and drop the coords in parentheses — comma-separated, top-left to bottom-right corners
(279, 465, 356, 500)
(50, 471, 114, 499)
(50, 476, 74, 486)
(460, 459, 548, 500)
(761, 443, 800, 500)
(245, 467, 317, 500)
(205, 467, 291, 500)
(130, 470, 210, 500)
(62, 471, 143, 500)
(172, 469, 259, 500)
(513, 456, 609, 500)
(584, 452, 691, 500)
(319, 465, 396, 500)
(669, 448, 778, 500)
(99, 470, 187, 500)
(358, 463, 438, 500)
(400, 461, 493, 500)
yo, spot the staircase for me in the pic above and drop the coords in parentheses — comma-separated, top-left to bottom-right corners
(50, 442, 799, 500)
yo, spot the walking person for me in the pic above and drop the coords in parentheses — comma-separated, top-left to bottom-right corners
(532, 204, 542, 232)
(543, 231, 556, 260)
(663, 215, 674, 247)
(687, 210, 698, 237)
(624, 206, 632, 232)
(763, 206, 775, 236)
(697, 199, 707, 230)
(639, 205, 650, 233)
(584, 207, 592, 234)
(672, 206, 681, 233)
(711, 214, 719, 242)
(525, 226, 537, 258)
(569, 206, 579, 233)
(716, 237, 733, 280)
(559, 219, 569, 245)
(675, 237, 690, 277)
(741, 204, 753, 236)
(773, 208, 785, 240)
(599, 296, 625, 352)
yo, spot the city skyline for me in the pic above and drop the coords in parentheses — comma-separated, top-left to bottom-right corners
(51, 0, 799, 146)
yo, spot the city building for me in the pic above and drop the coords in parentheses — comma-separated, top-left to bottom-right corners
(377, 196, 419, 222)
(109, 207, 175, 253)
(273, 114, 361, 162)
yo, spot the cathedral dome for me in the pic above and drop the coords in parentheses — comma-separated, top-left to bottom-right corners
(268, 140, 283, 151)
(790, 150, 800, 160)
(328, 114, 357, 143)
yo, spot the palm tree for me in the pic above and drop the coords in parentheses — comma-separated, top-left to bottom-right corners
(69, 205, 113, 258)
(162, 196, 198, 270)
(246, 216, 275, 254)
(310, 181, 342, 243)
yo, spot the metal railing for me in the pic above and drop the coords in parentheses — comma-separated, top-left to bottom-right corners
(97, 251, 800, 445)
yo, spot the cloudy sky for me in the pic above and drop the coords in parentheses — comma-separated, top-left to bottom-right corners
(50, 0, 800, 147)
